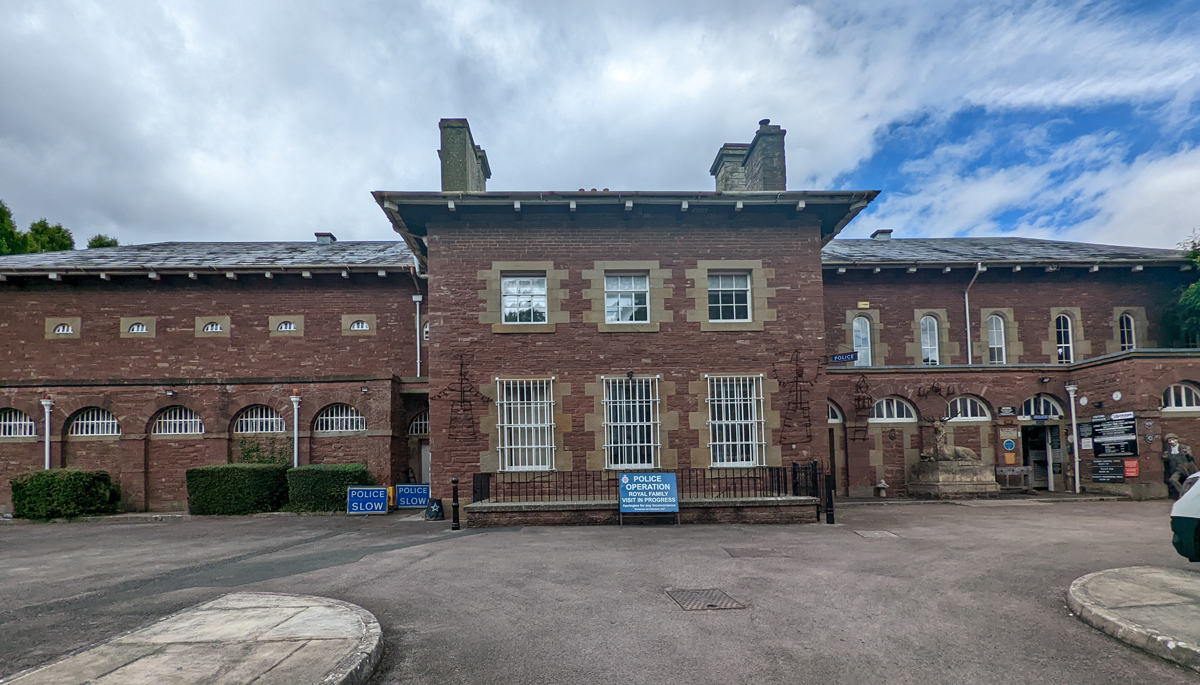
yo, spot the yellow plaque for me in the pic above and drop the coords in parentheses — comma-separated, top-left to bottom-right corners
(1004, 452, 1016, 464)
(857, 301, 870, 309)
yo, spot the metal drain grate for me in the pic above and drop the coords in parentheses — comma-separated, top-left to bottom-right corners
(666, 588, 746, 611)
(854, 530, 900, 538)
(724, 548, 783, 558)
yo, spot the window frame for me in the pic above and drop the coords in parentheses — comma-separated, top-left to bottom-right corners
(1055, 314, 1074, 363)
(603, 272, 651, 325)
(1163, 383, 1200, 412)
(920, 316, 940, 366)
(602, 375, 661, 469)
(946, 396, 991, 422)
(68, 407, 121, 437)
(1019, 394, 1064, 418)
(705, 374, 767, 468)
(152, 406, 204, 436)
(233, 405, 286, 434)
(495, 378, 556, 471)
(1119, 313, 1136, 351)
(707, 272, 753, 323)
(852, 316, 872, 367)
(313, 404, 367, 434)
(987, 315, 1007, 364)
(827, 402, 844, 424)
(500, 273, 549, 325)
(0, 408, 38, 438)
(868, 397, 918, 423)
(408, 410, 430, 436)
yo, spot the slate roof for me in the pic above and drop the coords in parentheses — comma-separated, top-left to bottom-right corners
(0, 241, 415, 273)
(821, 237, 1184, 265)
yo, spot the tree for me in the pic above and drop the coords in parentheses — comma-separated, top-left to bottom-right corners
(0, 200, 28, 256)
(25, 219, 74, 252)
(87, 234, 119, 248)
(1167, 229, 1200, 347)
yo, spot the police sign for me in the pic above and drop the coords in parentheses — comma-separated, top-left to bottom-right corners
(619, 473, 679, 513)
(830, 352, 859, 363)
(347, 486, 389, 515)
(394, 483, 431, 508)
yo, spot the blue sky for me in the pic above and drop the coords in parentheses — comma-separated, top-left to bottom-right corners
(1, 0, 1199, 248)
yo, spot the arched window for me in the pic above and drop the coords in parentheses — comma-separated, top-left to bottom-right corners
(987, 315, 1006, 364)
(276, 321, 297, 332)
(869, 397, 917, 423)
(349, 320, 370, 331)
(409, 410, 430, 436)
(1163, 383, 1200, 411)
(422, 321, 430, 341)
(0, 408, 38, 437)
(852, 316, 872, 367)
(127, 322, 148, 334)
(313, 404, 367, 433)
(1055, 314, 1073, 363)
(233, 405, 285, 433)
(1020, 394, 1064, 418)
(920, 316, 939, 366)
(53, 323, 73, 334)
(946, 396, 990, 421)
(68, 408, 120, 436)
(202, 321, 223, 333)
(1119, 313, 1136, 351)
(827, 402, 844, 424)
(152, 406, 204, 435)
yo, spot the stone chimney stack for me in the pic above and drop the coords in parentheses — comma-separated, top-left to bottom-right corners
(709, 143, 750, 192)
(438, 119, 491, 192)
(742, 119, 786, 191)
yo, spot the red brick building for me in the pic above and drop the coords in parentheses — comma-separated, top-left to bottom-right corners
(2, 118, 1198, 515)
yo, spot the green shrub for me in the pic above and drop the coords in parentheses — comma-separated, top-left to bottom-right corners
(236, 436, 290, 465)
(287, 464, 375, 512)
(11, 469, 120, 519)
(186, 463, 289, 515)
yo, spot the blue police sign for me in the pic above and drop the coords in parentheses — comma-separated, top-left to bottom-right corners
(347, 486, 389, 515)
(831, 352, 859, 363)
(394, 483, 431, 508)
(619, 472, 679, 513)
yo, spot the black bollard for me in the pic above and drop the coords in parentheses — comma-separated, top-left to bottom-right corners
(824, 473, 835, 525)
(451, 477, 460, 530)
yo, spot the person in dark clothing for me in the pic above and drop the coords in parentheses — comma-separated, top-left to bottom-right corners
(1165, 433, 1197, 499)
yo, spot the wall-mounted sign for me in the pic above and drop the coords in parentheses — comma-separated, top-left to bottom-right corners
(857, 301, 870, 309)
(394, 483, 431, 508)
(831, 352, 859, 363)
(1091, 414, 1139, 457)
(619, 472, 679, 513)
(1124, 460, 1140, 478)
(1003, 439, 1016, 451)
(1081, 438, 1094, 450)
(1092, 458, 1126, 483)
(1112, 391, 1123, 401)
(1078, 424, 1093, 438)
(998, 406, 1017, 417)
(347, 486, 389, 515)
(1110, 411, 1135, 420)
(1004, 452, 1017, 464)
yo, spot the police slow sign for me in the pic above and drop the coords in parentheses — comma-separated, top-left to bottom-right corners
(347, 486, 389, 515)
(619, 473, 679, 513)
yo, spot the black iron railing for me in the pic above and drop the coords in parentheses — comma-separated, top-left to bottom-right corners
(471, 461, 825, 504)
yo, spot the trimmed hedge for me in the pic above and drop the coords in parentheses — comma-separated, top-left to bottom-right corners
(11, 469, 121, 519)
(186, 464, 289, 515)
(287, 464, 375, 512)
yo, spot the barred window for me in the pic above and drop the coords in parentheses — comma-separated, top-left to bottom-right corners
(1055, 314, 1073, 363)
(706, 374, 766, 467)
(409, 410, 429, 436)
(496, 378, 555, 471)
(605, 273, 650, 323)
(68, 407, 120, 436)
(946, 396, 990, 421)
(349, 319, 370, 331)
(1119, 313, 1136, 351)
(53, 323, 73, 334)
(152, 406, 204, 435)
(202, 321, 223, 333)
(1163, 383, 1200, 411)
(603, 376, 660, 469)
(987, 315, 1006, 364)
(501, 275, 548, 324)
(708, 273, 751, 322)
(313, 404, 367, 433)
(920, 316, 939, 366)
(827, 402, 844, 424)
(869, 397, 917, 422)
(233, 405, 285, 434)
(852, 316, 872, 366)
(127, 322, 149, 334)
(277, 321, 297, 332)
(0, 408, 37, 437)
(1020, 394, 1064, 418)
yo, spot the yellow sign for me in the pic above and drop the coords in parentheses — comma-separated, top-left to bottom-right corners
(1004, 452, 1016, 464)
(857, 301, 870, 309)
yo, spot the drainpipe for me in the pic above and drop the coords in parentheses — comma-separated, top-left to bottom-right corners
(1065, 384, 1080, 493)
(289, 393, 301, 469)
(963, 262, 985, 364)
(40, 398, 54, 470)
(413, 295, 423, 377)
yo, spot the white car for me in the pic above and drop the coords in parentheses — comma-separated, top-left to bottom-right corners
(1171, 473, 1200, 562)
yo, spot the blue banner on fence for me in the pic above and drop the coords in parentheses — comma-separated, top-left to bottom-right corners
(619, 472, 679, 513)
(347, 486, 389, 515)
(830, 352, 859, 363)
(394, 483, 431, 508)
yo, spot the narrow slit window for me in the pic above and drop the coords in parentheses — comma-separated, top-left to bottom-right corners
(706, 374, 766, 467)
(920, 316, 939, 366)
(496, 378, 555, 471)
(1055, 314, 1073, 363)
(602, 376, 660, 469)
(852, 316, 872, 366)
(1119, 313, 1136, 351)
(987, 315, 1006, 364)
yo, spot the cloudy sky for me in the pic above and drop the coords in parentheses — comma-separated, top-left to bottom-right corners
(2, 0, 1199, 248)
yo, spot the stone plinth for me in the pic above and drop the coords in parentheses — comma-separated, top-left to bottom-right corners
(908, 460, 1000, 499)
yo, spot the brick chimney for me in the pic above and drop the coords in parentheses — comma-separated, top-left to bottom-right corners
(742, 119, 786, 191)
(438, 119, 491, 192)
(709, 143, 749, 192)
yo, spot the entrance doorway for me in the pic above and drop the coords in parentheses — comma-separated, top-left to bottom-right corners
(419, 440, 431, 484)
(1022, 425, 1063, 490)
